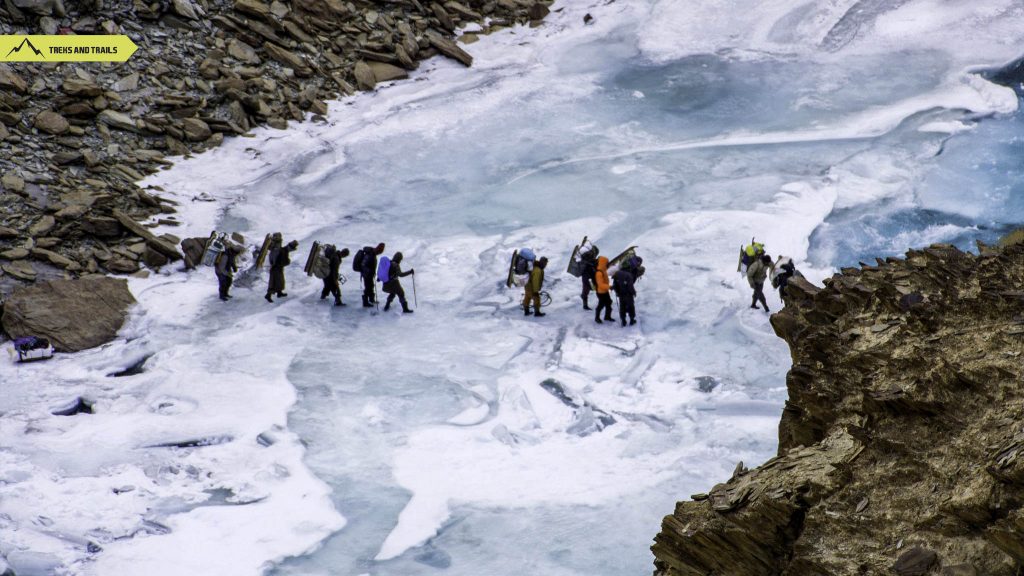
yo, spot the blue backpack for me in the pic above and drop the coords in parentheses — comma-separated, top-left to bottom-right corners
(377, 256, 391, 283)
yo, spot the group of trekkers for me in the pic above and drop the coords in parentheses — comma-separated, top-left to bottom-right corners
(515, 242, 645, 326)
(214, 233, 415, 313)
(738, 239, 801, 313)
(210, 232, 799, 321)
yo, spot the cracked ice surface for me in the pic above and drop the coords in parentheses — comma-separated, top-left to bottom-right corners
(4, 0, 1024, 574)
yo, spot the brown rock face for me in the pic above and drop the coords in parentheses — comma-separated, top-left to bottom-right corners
(1, 276, 136, 352)
(652, 241, 1024, 575)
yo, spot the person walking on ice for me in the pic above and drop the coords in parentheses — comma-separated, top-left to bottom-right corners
(355, 242, 385, 308)
(593, 255, 613, 323)
(381, 251, 415, 313)
(612, 257, 640, 326)
(266, 233, 298, 303)
(747, 253, 772, 313)
(215, 244, 241, 301)
(320, 245, 350, 306)
(524, 256, 548, 317)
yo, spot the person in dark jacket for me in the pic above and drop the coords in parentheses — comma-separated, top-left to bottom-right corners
(747, 253, 771, 313)
(266, 234, 298, 303)
(382, 251, 415, 313)
(524, 256, 548, 317)
(770, 255, 799, 299)
(320, 245, 350, 306)
(361, 242, 385, 307)
(579, 246, 599, 310)
(215, 244, 241, 301)
(612, 260, 638, 326)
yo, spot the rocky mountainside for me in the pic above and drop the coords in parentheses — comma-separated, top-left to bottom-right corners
(652, 238, 1024, 575)
(0, 0, 551, 294)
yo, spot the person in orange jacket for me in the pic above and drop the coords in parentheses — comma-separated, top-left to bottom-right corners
(593, 256, 613, 323)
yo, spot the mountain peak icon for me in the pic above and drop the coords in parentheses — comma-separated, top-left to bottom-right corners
(6, 38, 44, 59)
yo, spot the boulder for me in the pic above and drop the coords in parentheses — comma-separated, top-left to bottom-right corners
(28, 215, 55, 236)
(110, 72, 140, 92)
(2, 173, 25, 194)
(181, 117, 212, 141)
(80, 216, 123, 238)
(528, 1, 549, 20)
(31, 247, 79, 270)
(235, 0, 272, 20)
(227, 39, 259, 64)
(34, 110, 70, 135)
(368, 62, 408, 83)
(1, 247, 29, 260)
(893, 547, 938, 576)
(105, 258, 140, 273)
(98, 109, 139, 132)
(142, 246, 169, 268)
(62, 78, 103, 97)
(427, 32, 473, 66)
(111, 210, 182, 261)
(1, 276, 136, 352)
(171, 0, 200, 19)
(11, 0, 65, 16)
(354, 60, 376, 90)
(0, 65, 28, 94)
(180, 236, 207, 268)
(2, 261, 36, 281)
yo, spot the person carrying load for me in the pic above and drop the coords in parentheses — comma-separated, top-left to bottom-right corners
(524, 256, 548, 317)
(737, 238, 766, 273)
(771, 255, 802, 299)
(320, 245, 350, 306)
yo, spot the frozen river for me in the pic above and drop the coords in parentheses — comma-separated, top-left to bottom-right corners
(4, 1, 1024, 575)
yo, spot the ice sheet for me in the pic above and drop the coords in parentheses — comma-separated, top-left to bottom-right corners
(4, 0, 1024, 574)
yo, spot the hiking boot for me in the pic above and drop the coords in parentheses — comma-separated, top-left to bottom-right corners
(604, 314, 613, 321)
(402, 308, 414, 314)
(265, 294, 273, 303)
(220, 296, 229, 302)
(335, 301, 346, 307)
(629, 318, 636, 326)
(277, 292, 288, 298)
(524, 307, 531, 316)
(763, 307, 770, 314)
(595, 318, 603, 324)
(621, 319, 626, 326)
(384, 302, 391, 311)
(750, 304, 758, 309)
(534, 311, 546, 317)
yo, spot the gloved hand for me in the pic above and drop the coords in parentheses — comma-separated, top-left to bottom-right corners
(410, 269, 415, 275)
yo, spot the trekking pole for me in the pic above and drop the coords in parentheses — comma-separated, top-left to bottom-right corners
(374, 284, 379, 311)
(412, 273, 418, 308)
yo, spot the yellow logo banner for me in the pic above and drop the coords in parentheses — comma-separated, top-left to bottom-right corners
(0, 35, 138, 62)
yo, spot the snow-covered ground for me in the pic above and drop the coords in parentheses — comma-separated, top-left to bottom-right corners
(4, 0, 1024, 574)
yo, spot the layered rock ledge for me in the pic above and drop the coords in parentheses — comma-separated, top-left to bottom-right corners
(0, 0, 551, 296)
(652, 239, 1024, 575)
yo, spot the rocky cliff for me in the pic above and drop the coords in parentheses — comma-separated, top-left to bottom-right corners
(0, 0, 550, 294)
(652, 238, 1024, 575)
